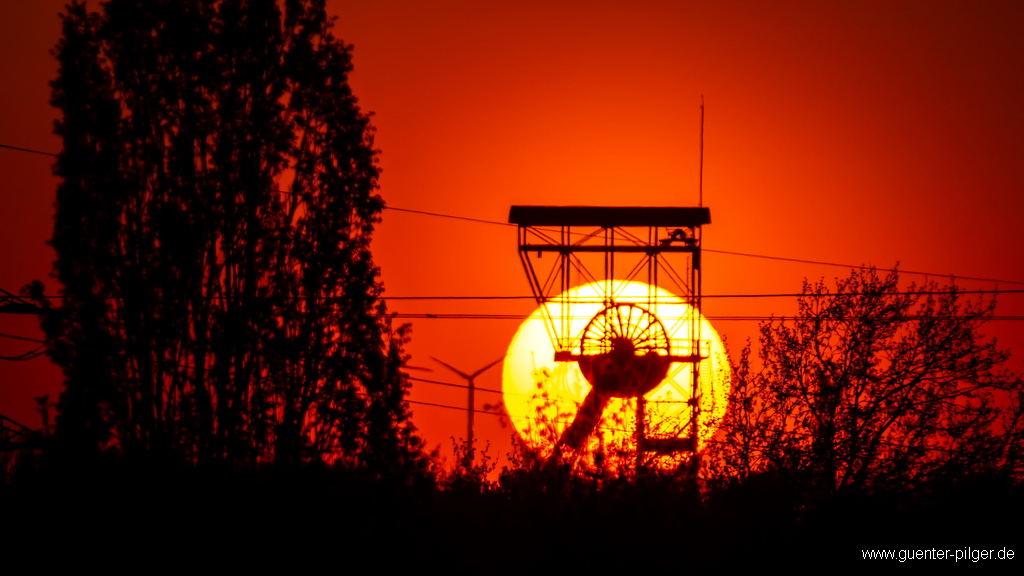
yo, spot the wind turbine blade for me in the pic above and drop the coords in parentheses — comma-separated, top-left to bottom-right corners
(404, 365, 433, 372)
(430, 356, 471, 380)
(470, 357, 504, 379)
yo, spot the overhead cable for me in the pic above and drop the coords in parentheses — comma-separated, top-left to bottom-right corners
(383, 206, 1024, 286)
(3, 138, 1021, 286)
(0, 143, 57, 157)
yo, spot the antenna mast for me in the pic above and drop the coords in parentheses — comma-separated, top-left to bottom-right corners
(699, 95, 705, 207)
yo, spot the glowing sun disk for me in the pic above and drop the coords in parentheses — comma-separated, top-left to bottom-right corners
(502, 281, 730, 467)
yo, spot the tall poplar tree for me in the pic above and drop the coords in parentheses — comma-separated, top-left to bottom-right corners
(37, 0, 427, 474)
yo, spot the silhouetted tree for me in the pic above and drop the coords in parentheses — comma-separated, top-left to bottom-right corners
(708, 268, 1024, 495)
(35, 0, 428, 474)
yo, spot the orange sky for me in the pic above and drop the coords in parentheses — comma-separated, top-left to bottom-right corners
(2, 0, 1023, 470)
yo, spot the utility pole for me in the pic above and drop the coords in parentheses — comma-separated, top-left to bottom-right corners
(431, 356, 503, 468)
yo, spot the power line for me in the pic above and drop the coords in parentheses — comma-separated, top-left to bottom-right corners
(6, 314, 1024, 340)
(409, 376, 535, 403)
(387, 314, 1024, 322)
(384, 206, 1024, 286)
(403, 397, 634, 435)
(0, 329, 625, 432)
(404, 398, 505, 417)
(0, 331, 705, 431)
(403, 395, 636, 435)
(702, 249, 1024, 286)
(701, 290, 1024, 298)
(0, 330, 46, 361)
(385, 206, 515, 227)
(0, 143, 57, 157)
(0, 344, 46, 362)
(14, 289, 1024, 302)
(388, 296, 534, 300)
(362, 387, 638, 436)
(408, 376, 503, 395)
(0, 332, 45, 344)
(388, 290, 1024, 299)
(4, 138, 1022, 285)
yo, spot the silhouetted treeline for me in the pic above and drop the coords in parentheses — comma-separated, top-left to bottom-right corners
(705, 268, 1024, 497)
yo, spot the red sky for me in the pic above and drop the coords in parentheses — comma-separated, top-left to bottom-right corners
(2, 0, 1023, 470)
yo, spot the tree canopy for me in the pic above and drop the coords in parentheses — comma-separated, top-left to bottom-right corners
(708, 268, 1024, 494)
(36, 0, 427, 473)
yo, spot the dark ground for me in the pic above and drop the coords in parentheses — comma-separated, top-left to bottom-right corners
(3, 454, 1020, 569)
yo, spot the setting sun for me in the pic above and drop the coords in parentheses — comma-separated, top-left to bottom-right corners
(502, 280, 729, 469)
